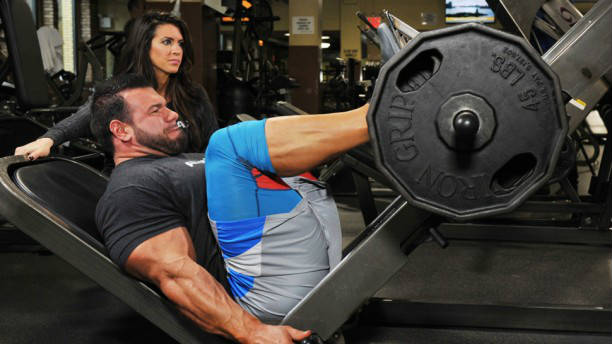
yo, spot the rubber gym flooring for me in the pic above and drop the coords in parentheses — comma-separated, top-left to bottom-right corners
(1, 196, 611, 343)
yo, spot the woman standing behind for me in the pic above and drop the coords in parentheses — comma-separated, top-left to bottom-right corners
(15, 12, 218, 160)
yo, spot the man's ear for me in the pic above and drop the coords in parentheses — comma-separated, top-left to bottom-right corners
(109, 119, 132, 142)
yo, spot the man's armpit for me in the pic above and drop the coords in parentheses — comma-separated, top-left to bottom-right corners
(124, 226, 196, 283)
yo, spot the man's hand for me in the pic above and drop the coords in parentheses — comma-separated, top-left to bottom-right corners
(246, 323, 311, 344)
(14, 138, 54, 160)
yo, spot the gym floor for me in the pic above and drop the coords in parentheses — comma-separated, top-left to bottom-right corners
(1, 196, 611, 343)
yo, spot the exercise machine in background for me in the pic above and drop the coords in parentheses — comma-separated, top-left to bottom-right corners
(215, 0, 301, 124)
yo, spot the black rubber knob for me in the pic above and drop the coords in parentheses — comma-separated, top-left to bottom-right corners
(453, 111, 479, 140)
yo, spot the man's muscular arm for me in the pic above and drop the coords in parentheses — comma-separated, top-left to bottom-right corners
(265, 104, 369, 176)
(124, 227, 310, 343)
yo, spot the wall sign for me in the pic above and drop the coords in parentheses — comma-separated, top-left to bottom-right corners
(292, 16, 314, 35)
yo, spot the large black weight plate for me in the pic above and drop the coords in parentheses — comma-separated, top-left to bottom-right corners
(367, 24, 567, 220)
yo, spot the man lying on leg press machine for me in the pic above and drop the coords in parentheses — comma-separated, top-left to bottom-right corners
(89, 73, 370, 343)
(25, 21, 567, 342)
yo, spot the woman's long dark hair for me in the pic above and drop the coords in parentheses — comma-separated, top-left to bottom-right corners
(117, 12, 216, 151)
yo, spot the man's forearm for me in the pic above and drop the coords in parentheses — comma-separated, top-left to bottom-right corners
(265, 104, 369, 176)
(125, 227, 264, 342)
(161, 265, 310, 344)
(156, 257, 261, 342)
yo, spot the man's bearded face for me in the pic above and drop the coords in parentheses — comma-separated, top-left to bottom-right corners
(133, 122, 187, 155)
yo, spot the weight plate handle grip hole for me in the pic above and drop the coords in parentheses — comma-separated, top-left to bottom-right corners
(396, 49, 443, 93)
(490, 152, 537, 195)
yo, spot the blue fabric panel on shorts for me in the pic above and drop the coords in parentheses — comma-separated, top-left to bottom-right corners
(227, 267, 255, 299)
(258, 189, 301, 217)
(215, 216, 265, 258)
(227, 120, 275, 173)
(206, 120, 301, 221)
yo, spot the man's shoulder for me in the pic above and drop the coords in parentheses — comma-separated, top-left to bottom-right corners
(114, 154, 205, 177)
(110, 156, 166, 185)
(97, 155, 194, 210)
(103, 154, 204, 194)
(149, 153, 207, 178)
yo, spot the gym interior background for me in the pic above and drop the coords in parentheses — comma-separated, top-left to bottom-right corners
(0, 0, 611, 343)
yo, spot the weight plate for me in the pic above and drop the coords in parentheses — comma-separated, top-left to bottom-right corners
(367, 24, 567, 220)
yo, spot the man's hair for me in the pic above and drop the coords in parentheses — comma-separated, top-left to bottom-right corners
(90, 73, 152, 154)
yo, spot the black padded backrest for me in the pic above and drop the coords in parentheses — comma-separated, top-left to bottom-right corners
(0, 0, 50, 108)
(12, 159, 108, 251)
(0, 117, 47, 157)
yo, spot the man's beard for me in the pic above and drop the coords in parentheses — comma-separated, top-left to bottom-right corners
(134, 126, 188, 155)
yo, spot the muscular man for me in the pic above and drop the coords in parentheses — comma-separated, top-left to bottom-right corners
(91, 74, 369, 343)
